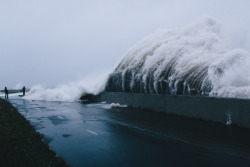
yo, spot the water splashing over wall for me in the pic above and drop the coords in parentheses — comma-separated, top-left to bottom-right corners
(105, 17, 250, 99)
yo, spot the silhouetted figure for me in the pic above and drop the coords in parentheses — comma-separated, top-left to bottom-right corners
(22, 86, 26, 96)
(4, 87, 8, 99)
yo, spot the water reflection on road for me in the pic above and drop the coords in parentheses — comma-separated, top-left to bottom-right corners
(9, 97, 250, 167)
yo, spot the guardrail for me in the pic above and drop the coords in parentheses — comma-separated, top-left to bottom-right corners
(0, 89, 25, 94)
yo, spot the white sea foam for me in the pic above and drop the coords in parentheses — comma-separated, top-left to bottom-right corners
(110, 103, 127, 108)
(106, 16, 250, 99)
(24, 74, 108, 101)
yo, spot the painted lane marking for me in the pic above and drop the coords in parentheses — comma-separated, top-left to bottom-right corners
(86, 130, 98, 136)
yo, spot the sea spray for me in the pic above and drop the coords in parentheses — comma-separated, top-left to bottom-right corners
(105, 16, 250, 99)
(22, 16, 250, 101)
(226, 113, 232, 126)
(24, 74, 108, 101)
(110, 103, 127, 108)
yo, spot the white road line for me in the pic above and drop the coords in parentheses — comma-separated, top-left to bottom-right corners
(86, 130, 98, 136)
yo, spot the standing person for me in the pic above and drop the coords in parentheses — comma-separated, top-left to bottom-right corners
(22, 86, 26, 96)
(4, 87, 8, 99)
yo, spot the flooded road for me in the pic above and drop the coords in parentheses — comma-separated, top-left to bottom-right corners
(8, 97, 250, 167)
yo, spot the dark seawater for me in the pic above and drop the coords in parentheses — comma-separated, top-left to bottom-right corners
(8, 96, 250, 167)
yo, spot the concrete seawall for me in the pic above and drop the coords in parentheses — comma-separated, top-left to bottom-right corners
(84, 92, 250, 129)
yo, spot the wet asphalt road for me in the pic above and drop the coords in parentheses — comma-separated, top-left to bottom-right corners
(8, 98, 250, 167)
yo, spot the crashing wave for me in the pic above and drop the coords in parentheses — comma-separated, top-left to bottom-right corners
(105, 17, 250, 99)
(24, 75, 107, 101)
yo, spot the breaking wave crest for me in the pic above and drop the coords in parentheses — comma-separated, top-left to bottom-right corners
(105, 17, 250, 99)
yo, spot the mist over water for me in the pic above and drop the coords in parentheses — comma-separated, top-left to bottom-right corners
(23, 16, 250, 101)
(105, 16, 250, 99)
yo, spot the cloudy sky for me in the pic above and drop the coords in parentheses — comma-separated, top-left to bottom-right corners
(1, 0, 250, 88)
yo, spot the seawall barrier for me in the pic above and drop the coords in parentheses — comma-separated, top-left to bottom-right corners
(83, 92, 250, 128)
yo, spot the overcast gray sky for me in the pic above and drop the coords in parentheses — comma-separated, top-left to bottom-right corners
(1, 0, 250, 88)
